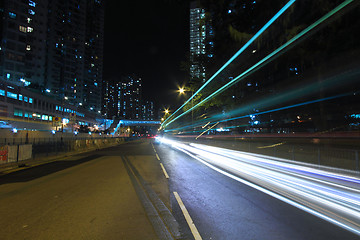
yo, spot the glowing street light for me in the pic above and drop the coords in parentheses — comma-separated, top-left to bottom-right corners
(178, 87, 185, 95)
(164, 109, 169, 114)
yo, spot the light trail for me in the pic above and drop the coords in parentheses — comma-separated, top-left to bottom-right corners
(158, 137, 360, 236)
(161, 0, 297, 127)
(163, 0, 355, 129)
(164, 91, 352, 133)
(195, 122, 218, 139)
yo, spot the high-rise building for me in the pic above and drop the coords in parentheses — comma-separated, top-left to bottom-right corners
(0, 0, 48, 86)
(83, 0, 104, 113)
(190, 1, 208, 82)
(120, 75, 142, 120)
(141, 100, 154, 120)
(0, 0, 104, 114)
(46, 0, 87, 105)
(102, 80, 117, 118)
(103, 75, 144, 120)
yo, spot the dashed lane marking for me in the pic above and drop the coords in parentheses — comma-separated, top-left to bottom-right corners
(156, 153, 160, 161)
(173, 192, 202, 240)
(160, 163, 169, 179)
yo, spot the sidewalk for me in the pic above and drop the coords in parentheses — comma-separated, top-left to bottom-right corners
(0, 140, 182, 240)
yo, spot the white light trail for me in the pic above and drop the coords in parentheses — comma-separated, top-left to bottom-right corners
(159, 138, 360, 236)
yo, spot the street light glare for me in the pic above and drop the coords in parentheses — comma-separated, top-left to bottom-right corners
(179, 87, 185, 94)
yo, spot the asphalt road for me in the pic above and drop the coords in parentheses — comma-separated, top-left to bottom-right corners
(1, 139, 359, 240)
(0, 140, 170, 240)
(155, 140, 359, 240)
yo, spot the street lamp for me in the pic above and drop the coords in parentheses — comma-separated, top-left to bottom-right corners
(178, 86, 194, 133)
(178, 87, 185, 95)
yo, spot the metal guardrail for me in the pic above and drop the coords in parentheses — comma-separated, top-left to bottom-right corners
(0, 137, 138, 168)
(0, 136, 119, 145)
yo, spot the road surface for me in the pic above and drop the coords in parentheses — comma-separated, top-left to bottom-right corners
(1, 139, 358, 239)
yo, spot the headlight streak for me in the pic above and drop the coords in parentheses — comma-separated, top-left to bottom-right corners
(191, 144, 360, 207)
(161, 0, 297, 127)
(191, 144, 360, 186)
(210, 145, 360, 181)
(187, 146, 360, 218)
(163, 0, 354, 129)
(161, 138, 360, 236)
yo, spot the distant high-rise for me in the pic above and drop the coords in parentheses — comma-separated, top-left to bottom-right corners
(190, 1, 208, 82)
(141, 100, 154, 120)
(120, 75, 142, 120)
(0, 0, 104, 114)
(103, 75, 144, 120)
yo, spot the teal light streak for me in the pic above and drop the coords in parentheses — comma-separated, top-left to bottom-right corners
(165, 93, 351, 133)
(163, 0, 354, 128)
(161, 0, 296, 127)
(166, 67, 360, 132)
(218, 93, 350, 124)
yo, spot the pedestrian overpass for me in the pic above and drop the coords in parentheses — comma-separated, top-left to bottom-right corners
(109, 119, 161, 135)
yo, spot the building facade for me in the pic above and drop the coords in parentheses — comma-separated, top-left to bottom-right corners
(190, 1, 212, 82)
(103, 75, 154, 121)
(0, 0, 104, 114)
(119, 75, 142, 120)
(141, 100, 154, 120)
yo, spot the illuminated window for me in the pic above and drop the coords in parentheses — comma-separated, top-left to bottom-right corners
(27, 27, 33, 32)
(26, 45, 31, 51)
(29, 9, 35, 15)
(24, 96, 28, 102)
(19, 26, 27, 33)
(0, 90, 5, 96)
(29, 98, 33, 103)
(19, 94, 23, 101)
(29, 0, 36, 7)
(9, 12, 16, 19)
(14, 108, 23, 117)
(7, 92, 17, 99)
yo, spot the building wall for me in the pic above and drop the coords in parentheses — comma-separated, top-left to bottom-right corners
(103, 75, 155, 121)
(0, 0, 104, 114)
(120, 75, 142, 120)
(190, 2, 207, 82)
(0, 0, 49, 86)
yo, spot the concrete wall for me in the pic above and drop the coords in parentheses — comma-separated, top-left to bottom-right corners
(0, 144, 32, 165)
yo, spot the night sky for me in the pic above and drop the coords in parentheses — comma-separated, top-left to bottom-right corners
(103, 0, 190, 110)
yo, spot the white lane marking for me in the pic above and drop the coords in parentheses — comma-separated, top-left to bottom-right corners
(156, 153, 160, 161)
(160, 163, 169, 179)
(151, 143, 157, 153)
(173, 192, 202, 240)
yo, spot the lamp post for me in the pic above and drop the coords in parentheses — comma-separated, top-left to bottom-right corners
(178, 87, 194, 133)
(162, 108, 170, 124)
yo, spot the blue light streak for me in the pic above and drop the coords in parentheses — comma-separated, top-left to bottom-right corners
(161, 0, 297, 127)
(164, 92, 351, 133)
(163, 0, 354, 129)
